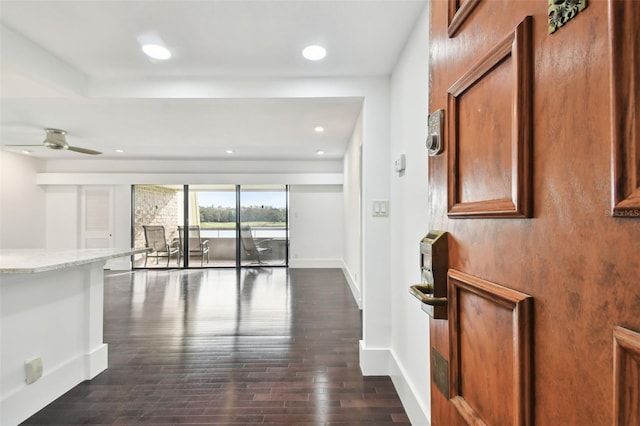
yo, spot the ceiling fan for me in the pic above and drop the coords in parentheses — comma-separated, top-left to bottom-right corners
(6, 128, 102, 155)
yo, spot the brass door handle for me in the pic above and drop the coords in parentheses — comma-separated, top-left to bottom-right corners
(409, 284, 447, 306)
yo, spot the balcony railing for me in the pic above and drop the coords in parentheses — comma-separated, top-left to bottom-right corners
(135, 225, 287, 268)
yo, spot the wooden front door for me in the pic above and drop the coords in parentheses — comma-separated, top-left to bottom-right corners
(427, 0, 640, 424)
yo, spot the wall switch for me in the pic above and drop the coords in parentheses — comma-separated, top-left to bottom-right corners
(373, 200, 389, 217)
(25, 357, 43, 384)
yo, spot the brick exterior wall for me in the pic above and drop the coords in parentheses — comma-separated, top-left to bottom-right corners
(134, 185, 180, 249)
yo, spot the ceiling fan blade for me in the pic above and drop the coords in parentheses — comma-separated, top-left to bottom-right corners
(66, 145, 102, 155)
(3, 144, 42, 147)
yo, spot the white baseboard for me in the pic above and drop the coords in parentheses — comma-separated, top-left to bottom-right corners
(1, 347, 107, 426)
(389, 350, 430, 426)
(84, 343, 108, 379)
(359, 341, 390, 375)
(359, 342, 430, 426)
(342, 262, 362, 309)
(288, 258, 342, 268)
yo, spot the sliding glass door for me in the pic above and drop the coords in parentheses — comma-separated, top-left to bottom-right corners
(132, 185, 183, 268)
(189, 185, 237, 267)
(132, 184, 288, 269)
(239, 185, 288, 267)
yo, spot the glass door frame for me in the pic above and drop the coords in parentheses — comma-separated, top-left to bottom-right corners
(132, 184, 289, 269)
(237, 184, 289, 268)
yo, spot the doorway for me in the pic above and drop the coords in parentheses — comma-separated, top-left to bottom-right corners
(132, 184, 288, 269)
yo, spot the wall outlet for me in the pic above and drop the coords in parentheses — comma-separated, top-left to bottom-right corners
(394, 154, 406, 172)
(25, 357, 43, 384)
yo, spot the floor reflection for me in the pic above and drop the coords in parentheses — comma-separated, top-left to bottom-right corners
(111, 268, 291, 339)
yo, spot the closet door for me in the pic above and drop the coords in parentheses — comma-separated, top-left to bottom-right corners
(80, 186, 113, 249)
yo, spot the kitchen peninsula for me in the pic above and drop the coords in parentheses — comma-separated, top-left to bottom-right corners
(0, 248, 147, 425)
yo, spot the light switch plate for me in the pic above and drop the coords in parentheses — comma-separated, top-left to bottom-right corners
(373, 200, 389, 217)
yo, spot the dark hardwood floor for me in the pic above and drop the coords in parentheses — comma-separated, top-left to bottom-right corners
(22, 268, 409, 425)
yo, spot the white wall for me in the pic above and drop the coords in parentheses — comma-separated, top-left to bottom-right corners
(45, 186, 79, 249)
(359, 80, 392, 357)
(388, 5, 431, 425)
(342, 112, 363, 306)
(0, 151, 46, 248)
(289, 184, 343, 268)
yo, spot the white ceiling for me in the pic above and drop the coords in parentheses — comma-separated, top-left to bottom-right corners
(0, 0, 427, 161)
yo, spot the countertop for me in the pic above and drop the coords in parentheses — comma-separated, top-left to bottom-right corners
(0, 248, 149, 274)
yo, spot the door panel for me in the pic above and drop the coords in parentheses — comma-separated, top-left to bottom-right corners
(447, 16, 532, 218)
(428, 0, 640, 424)
(614, 327, 640, 425)
(448, 270, 532, 426)
(610, 0, 640, 216)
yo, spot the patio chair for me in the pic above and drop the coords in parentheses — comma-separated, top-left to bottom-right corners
(240, 224, 272, 264)
(142, 225, 180, 267)
(178, 225, 210, 266)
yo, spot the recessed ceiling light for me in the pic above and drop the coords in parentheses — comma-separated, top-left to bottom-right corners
(142, 44, 171, 60)
(314, 125, 325, 133)
(20, 150, 32, 155)
(115, 149, 124, 153)
(316, 149, 325, 156)
(225, 149, 234, 154)
(302, 45, 326, 61)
